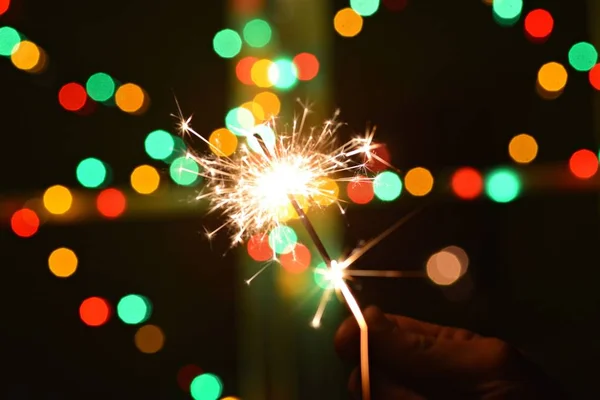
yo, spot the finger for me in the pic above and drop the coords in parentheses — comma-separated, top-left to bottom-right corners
(348, 367, 427, 400)
(335, 306, 510, 386)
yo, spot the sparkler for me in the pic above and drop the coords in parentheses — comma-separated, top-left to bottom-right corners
(175, 101, 421, 400)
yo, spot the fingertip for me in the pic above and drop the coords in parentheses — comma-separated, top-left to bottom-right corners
(334, 314, 360, 362)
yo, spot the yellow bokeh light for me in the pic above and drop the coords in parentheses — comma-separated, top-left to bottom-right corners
(508, 133, 538, 164)
(253, 91, 281, 118)
(277, 268, 310, 297)
(251, 59, 275, 88)
(115, 83, 147, 114)
(404, 167, 434, 196)
(48, 247, 78, 278)
(130, 165, 160, 194)
(537, 62, 567, 92)
(209, 128, 238, 157)
(11, 40, 42, 72)
(334, 8, 363, 38)
(43, 185, 73, 215)
(312, 177, 339, 206)
(241, 101, 265, 123)
(135, 324, 165, 354)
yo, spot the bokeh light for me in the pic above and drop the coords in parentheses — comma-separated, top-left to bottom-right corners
(313, 262, 335, 289)
(130, 165, 160, 195)
(247, 233, 274, 261)
(0, 0, 10, 16)
(79, 297, 111, 327)
(117, 294, 152, 325)
(135, 324, 165, 354)
(43, 185, 73, 215)
(268, 225, 297, 254)
(492, 0, 523, 25)
(59, 83, 88, 112)
(253, 91, 280, 117)
(426, 250, 463, 286)
(312, 177, 339, 206)
(590, 64, 600, 90)
(213, 29, 242, 59)
(524, 9, 553, 41)
(293, 53, 319, 81)
(236, 56, 257, 85)
(485, 168, 521, 203)
(280, 243, 311, 273)
(451, 167, 483, 200)
(373, 171, 402, 201)
(268, 58, 298, 90)
(569, 149, 598, 179)
(404, 167, 433, 196)
(97, 188, 126, 218)
(190, 373, 223, 400)
(251, 58, 275, 88)
(11, 208, 40, 238)
(209, 128, 238, 157)
(86, 72, 116, 102)
(226, 106, 255, 136)
(48, 247, 78, 278)
(537, 62, 567, 94)
(243, 19, 272, 48)
(383, 0, 408, 11)
(241, 101, 265, 123)
(0, 26, 20, 57)
(115, 83, 147, 114)
(145, 129, 175, 161)
(364, 144, 391, 172)
(11, 40, 44, 72)
(350, 0, 380, 17)
(334, 8, 363, 37)
(568, 42, 598, 72)
(170, 157, 200, 186)
(76, 158, 107, 188)
(347, 176, 374, 204)
(177, 365, 204, 392)
(508, 133, 538, 164)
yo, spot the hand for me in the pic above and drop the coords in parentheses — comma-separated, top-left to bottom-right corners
(335, 306, 566, 399)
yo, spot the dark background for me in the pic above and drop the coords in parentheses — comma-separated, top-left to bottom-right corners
(1, 0, 599, 398)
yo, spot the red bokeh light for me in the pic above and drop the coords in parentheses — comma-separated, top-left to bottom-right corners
(0, 0, 10, 15)
(231, 0, 264, 14)
(97, 188, 126, 218)
(347, 176, 374, 204)
(58, 83, 88, 112)
(569, 149, 598, 179)
(589, 64, 600, 90)
(177, 364, 203, 392)
(280, 243, 311, 273)
(293, 53, 319, 81)
(364, 144, 391, 172)
(524, 9, 553, 41)
(451, 167, 483, 200)
(247, 233, 273, 261)
(79, 297, 111, 327)
(236, 56, 257, 86)
(11, 208, 40, 238)
(383, 0, 408, 12)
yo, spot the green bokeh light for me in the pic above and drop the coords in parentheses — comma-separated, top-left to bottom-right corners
(117, 294, 152, 325)
(268, 225, 297, 254)
(86, 73, 116, 102)
(492, 0, 523, 20)
(313, 262, 334, 289)
(163, 136, 188, 164)
(350, 0, 381, 17)
(247, 125, 276, 154)
(76, 158, 107, 188)
(485, 168, 521, 203)
(373, 171, 402, 201)
(145, 130, 175, 160)
(568, 42, 598, 72)
(268, 58, 298, 90)
(243, 19, 272, 48)
(190, 373, 223, 400)
(0, 26, 21, 57)
(213, 29, 242, 59)
(170, 157, 200, 186)
(225, 107, 255, 136)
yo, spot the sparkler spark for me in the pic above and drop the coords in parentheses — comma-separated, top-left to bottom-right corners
(176, 101, 423, 400)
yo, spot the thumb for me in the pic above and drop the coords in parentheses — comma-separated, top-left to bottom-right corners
(335, 306, 511, 389)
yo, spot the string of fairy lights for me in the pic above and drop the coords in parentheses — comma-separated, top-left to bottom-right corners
(2, 0, 600, 399)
